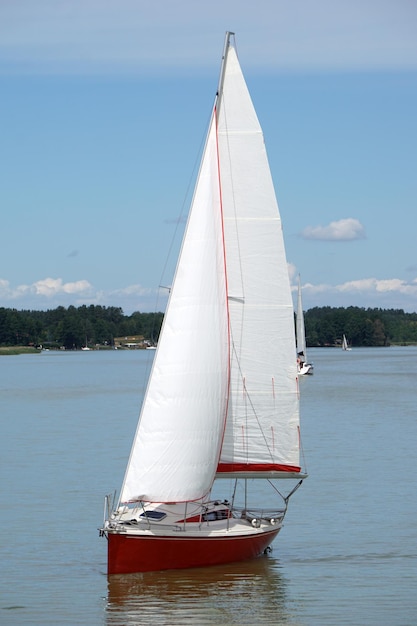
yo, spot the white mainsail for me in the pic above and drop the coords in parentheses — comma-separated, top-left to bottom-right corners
(216, 45, 300, 475)
(120, 36, 301, 506)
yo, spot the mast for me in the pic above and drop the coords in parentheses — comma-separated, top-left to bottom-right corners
(297, 274, 306, 359)
(216, 31, 235, 116)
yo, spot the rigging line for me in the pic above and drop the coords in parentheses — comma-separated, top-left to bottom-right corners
(215, 104, 233, 476)
(267, 478, 303, 506)
(220, 84, 247, 428)
(150, 104, 215, 319)
(266, 479, 285, 502)
(229, 338, 277, 463)
(298, 425, 308, 475)
(219, 81, 245, 306)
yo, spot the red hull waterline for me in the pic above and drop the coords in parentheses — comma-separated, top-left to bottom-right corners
(107, 528, 281, 575)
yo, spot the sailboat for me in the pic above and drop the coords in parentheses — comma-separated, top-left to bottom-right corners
(100, 32, 306, 575)
(342, 334, 352, 351)
(296, 275, 313, 376)
(81, 336, 91, 351)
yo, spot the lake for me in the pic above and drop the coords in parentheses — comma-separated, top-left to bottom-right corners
(1, 346, 416, 625)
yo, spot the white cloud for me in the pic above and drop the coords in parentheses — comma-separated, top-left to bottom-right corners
(337, 277, 417, 296)
(0, 277, 93, 303)
(110, 284, 152, 297)
(2, 274, 417, 314)
(0, 277, 167, 314)
(296, 276, 417, 312)
(31, 277, 92, 297)
(287, 262, 297, 282)
(301, 218, 366, 241)
(0, 279, 10, 293)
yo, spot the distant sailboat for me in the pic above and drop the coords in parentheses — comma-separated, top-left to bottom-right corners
(100, 32, 306, 575)
(296, 276, 313, 376)
(342, 334, 352, 351)
(81, 337, 91, 351)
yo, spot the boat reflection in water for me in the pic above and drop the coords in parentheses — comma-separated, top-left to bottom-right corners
(106, 555, 297, 626)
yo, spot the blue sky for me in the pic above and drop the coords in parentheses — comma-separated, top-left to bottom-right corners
(1, 0, 416, 314)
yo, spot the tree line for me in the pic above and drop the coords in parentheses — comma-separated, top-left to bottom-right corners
(0, 305, 163, 350)
(0, 304, 416, 350)
(304, 306, 417, 347)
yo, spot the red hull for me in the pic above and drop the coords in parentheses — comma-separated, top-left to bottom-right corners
(107, 528, 281, 575)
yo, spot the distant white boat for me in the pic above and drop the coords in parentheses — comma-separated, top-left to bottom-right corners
(342, 334, 352, 351)
(296, 276, 313, 376)
(81, 336, 91, 351)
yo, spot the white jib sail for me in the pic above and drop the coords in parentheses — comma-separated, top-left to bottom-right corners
(120, 114, 229, 504)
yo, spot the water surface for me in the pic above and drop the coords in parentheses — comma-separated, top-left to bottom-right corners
(1, 347, 416, 625)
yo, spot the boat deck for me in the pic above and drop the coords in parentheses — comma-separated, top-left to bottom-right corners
(103, 500, 286, 538)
